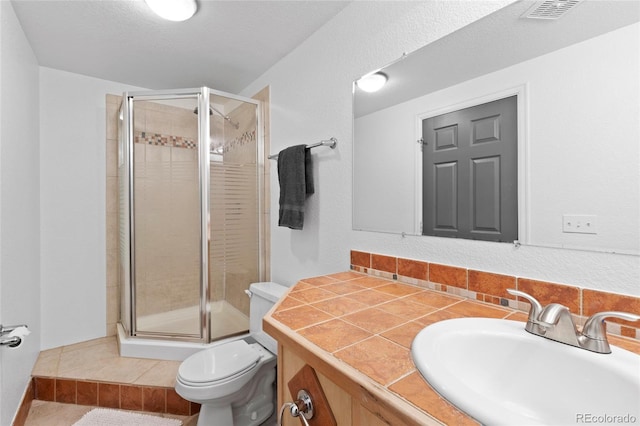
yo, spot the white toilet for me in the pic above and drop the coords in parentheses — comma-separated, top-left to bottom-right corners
(175, 282, 288, 426)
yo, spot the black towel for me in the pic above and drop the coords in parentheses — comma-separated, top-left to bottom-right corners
(277, 145, 314, 229)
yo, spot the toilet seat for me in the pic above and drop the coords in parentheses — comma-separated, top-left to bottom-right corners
(178, 340, 261, 386)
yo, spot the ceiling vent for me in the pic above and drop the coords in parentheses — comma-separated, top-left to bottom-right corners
(522, 0, 583, 20)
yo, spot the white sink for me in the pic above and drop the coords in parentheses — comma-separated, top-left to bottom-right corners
(412, 318, 640, 425)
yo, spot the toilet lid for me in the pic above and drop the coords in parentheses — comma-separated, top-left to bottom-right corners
(179, 340, 260, 384)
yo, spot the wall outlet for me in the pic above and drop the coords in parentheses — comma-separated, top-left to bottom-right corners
(562, 215, 597, 234)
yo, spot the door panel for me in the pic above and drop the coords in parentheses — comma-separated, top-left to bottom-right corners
(472, 114, 501, 144)
(435, 124, 458, 150)
(471, 156, 501, 234)
(434, 162, 458, 231)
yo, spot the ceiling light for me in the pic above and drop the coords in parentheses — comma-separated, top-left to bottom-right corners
(145, 0, 197, 22)
(356, 72, 388, 93)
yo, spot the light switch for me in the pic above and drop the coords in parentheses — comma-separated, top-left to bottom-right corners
(562, 215, 597, 234)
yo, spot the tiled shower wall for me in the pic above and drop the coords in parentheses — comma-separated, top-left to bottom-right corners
(106, 95, 121, 336)
(105, 88, 271, 336)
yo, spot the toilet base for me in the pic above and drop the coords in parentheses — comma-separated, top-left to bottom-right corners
(197, 403, 233, 426)
(188, 358, 276, 426)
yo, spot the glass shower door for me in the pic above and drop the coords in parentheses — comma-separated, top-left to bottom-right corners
(209, 92, 259, 341)
(130, 94, 203, 338)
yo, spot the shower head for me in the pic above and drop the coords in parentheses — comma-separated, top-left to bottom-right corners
(193, 106, 240, 130)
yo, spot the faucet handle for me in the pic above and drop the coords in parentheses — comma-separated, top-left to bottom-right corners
(580, 311, 640, 354)
(507, 289, 543, 323)
(582, 311, 640, 340)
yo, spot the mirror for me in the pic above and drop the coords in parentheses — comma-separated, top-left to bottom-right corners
(353, 0, 639, 255)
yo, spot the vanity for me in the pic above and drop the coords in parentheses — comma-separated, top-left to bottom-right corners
(264, 272, 639, 425)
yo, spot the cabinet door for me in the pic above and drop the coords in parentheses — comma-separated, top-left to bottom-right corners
(278, 345, 352, 425)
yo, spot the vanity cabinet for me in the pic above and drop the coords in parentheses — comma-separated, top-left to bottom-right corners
(277, 344, 410, 426)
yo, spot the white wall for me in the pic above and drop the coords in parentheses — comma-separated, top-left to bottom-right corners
(242, 1, 640, 297)
(0, 2, 41, 424)
(39, 68, 143, 349)
(355, 23, 640, 255)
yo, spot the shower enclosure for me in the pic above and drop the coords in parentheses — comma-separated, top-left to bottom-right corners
(118, 87, 264, 344)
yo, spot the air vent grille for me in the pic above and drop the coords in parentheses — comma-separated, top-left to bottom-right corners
(522, 0, 583, 20)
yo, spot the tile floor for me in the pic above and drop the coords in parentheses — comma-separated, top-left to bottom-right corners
(25, 337, 199, 425)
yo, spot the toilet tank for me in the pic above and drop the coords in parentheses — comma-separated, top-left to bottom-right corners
(248, 282, 288, 355)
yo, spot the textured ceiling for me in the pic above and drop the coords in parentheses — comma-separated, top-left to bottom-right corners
(10, 0, 351, 93)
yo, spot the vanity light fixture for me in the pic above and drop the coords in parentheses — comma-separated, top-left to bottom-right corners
(356, 72, 388, 93)
(145, 0, 197, 22)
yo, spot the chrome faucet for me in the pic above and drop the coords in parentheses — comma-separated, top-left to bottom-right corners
(507, 289, 640, 354)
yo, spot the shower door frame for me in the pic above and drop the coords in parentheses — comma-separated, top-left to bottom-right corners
(120, 87, 265, 343)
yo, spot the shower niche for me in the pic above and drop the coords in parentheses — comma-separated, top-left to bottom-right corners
(118, 87, 264, 345)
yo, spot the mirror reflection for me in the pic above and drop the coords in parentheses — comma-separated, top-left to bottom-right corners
(353, 0, 639, 254)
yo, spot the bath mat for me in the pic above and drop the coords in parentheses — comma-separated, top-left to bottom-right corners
(73, 408, 182, 426)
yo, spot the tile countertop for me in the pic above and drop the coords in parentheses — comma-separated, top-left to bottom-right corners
(263, 271, 640, 426)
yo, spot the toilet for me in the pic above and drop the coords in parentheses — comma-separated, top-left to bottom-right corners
(175, 282, 288, 426)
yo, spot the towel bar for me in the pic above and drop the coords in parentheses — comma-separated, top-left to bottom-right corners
(268, 137, 337, 160)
